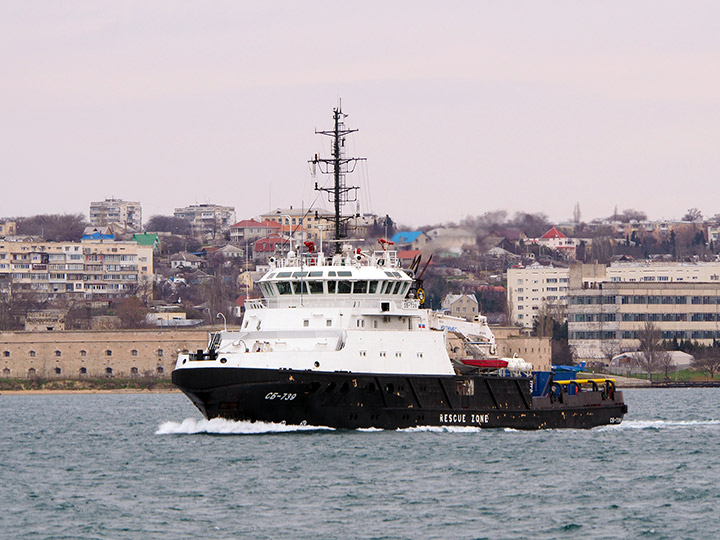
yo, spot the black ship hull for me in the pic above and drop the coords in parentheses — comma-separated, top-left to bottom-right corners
(172, 367, 627, 430)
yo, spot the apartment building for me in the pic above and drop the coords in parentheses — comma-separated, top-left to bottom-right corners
(0, 220, 17, 237)
(0, 238, 153, 301)
(506, 264, 570, 327)
(174, 203, 236, 239)
(259, 207, 334, 243)
(89, 199, 142, 232)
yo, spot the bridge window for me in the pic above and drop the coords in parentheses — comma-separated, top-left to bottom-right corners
(308, 281, 324, 294)
(337, 281, 351, 294)
(354, 281, 368, 294)
(292, 281, 309, 295)
(277, 282, 292, 295)
(369, 280, 379, 293)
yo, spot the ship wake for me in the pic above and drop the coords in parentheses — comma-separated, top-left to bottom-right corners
(599, 419, 720, 431)
(156, 417, 334, 435)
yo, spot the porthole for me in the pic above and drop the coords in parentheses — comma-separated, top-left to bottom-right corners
(220, 358, 227, 364)
(314, 361, 320, 368)
(385, 383, 394, 394)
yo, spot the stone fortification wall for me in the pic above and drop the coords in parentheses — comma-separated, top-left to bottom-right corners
(0, 329, 213, 379)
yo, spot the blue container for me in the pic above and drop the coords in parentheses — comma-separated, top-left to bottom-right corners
(533, 371, 553, 396)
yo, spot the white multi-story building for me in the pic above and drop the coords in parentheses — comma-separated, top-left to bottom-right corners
(174, 204, 236, 239)
(0, 238, 153, 301)
(89, 199, 142, 232)
(506, 264, 570, 327)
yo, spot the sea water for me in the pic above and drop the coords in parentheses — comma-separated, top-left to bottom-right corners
(1, 388, 719, 539)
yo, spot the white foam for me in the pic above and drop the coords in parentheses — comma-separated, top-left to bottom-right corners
(155, 417, 334, 435)
(598, 419, 720, 431)
(397, 425, 484, 433)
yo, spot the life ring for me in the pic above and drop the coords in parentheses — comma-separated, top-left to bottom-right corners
(416, 288, 426, 304)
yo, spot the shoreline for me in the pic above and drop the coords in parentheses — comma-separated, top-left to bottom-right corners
(1, 388, 181, 395)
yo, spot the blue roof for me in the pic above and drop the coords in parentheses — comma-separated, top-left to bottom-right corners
(82, 232, 114, 240)
(391, 231, 423, 244)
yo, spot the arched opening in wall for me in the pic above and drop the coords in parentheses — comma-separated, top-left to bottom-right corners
(28, 367, 37, 377)
(105, 350, 112, 357)
(131, 350, 138, 357)
(79, 367, 87, 376)
(55, 367, 62, 375)
(29, 350, 36, 358)
(131, 367, 139, 376)
(157, 349, 164, 357)
(55, 350, 61, 357)
(3, 350, 9, 357)
(105, 367, 113, 377)
(156, 366, 164, 375)
(3, 367, 10, 377)
(80, 350, 87, 357)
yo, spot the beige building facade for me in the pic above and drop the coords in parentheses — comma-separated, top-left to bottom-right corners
(89, 198, 142, 232)
(492, 326, 552, 371)
(568, 263, 720, 359)
(0, 329, 210, 379)
(0, 238, 153, 301)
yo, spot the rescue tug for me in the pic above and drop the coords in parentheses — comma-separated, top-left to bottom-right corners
(172, 106, 627, 430)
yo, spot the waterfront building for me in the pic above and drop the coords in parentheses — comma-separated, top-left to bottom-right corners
(89, 198, 142, 232)
(568, 262, 720, 359)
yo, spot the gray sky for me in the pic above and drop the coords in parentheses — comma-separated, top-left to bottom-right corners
(2, 1, 719, 227)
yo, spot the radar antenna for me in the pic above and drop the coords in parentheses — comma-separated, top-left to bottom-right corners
(310, 103, 366, 253)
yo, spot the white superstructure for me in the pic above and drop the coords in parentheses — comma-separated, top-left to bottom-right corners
(175, 244, 505, 376)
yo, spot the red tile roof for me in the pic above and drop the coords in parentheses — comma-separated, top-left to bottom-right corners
(541, 227, 567, 239)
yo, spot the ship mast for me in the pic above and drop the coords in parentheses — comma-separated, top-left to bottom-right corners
(310, 104, 366, 253)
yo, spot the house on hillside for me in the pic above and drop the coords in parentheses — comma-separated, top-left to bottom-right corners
(170, 252, 206, 270)
(530, 227, 577, 259)
(441, 293, 479, 322)
(426, 227, 476, 256)
(229, 219, 282, 244)
(391, 231, 432, 251)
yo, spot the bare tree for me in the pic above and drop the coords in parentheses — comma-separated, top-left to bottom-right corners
(600, 340, 622, 366)
(682, 208, 703, 222)
(635, 321, 670, 381)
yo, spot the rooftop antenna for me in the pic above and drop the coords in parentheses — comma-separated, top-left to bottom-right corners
(310, 102, 366, 253)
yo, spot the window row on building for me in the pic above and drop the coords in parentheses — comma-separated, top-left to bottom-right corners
(3, 349, 169, 357)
